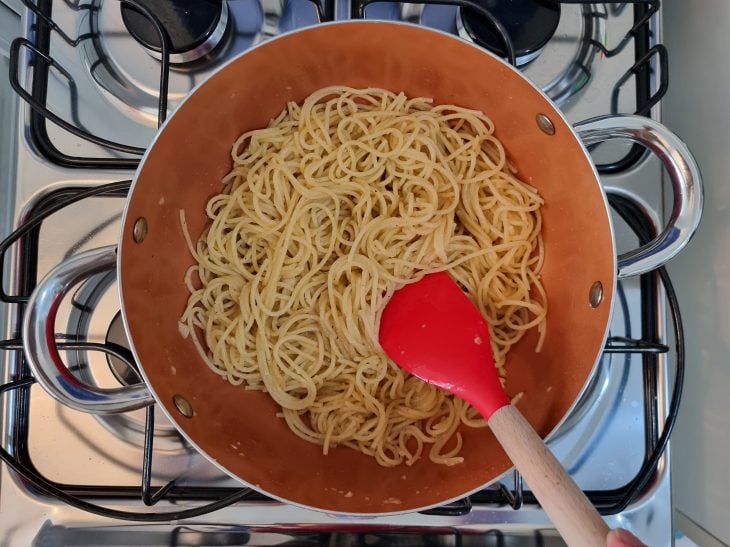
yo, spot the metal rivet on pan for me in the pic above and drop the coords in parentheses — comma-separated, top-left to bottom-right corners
(536, 113, 556, 135)
(589, 281, 604, 308)
(132, 217, 148, 243)
(173, 394, 194, 418)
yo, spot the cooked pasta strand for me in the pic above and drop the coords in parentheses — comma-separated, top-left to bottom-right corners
(180, 87, 546, 467)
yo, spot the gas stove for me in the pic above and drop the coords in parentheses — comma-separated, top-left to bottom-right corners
(0, 1, 684, 545)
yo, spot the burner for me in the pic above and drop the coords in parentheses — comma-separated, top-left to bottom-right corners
(83, 0, 285, 128)
(65, 273, 188, 452)
(453, 3, 603, 106)
(457, 0, 561, 67)
(120, 0, 229, 64)
(106, 311, 141, 387)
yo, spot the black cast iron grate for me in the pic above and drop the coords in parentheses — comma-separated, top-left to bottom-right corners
(0, 0, 681, 523)
(9, 0, 666, 172)
(0, 175, 683, 521)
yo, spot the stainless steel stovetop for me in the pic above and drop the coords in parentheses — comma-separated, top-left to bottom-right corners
(0, 2, 679, 545)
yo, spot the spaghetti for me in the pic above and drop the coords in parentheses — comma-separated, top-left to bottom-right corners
(180, 86, 546, 467)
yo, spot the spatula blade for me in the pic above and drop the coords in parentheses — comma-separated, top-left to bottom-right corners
(379, 272, 508, 415)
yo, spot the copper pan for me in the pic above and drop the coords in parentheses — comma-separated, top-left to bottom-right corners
(22, 22, 702, 515)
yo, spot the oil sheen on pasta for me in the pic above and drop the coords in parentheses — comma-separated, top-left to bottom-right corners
(180, 87, 546, 467)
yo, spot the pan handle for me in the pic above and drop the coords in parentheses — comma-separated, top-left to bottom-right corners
(22, 245, 155, 414)
(574, 115, 702, 279)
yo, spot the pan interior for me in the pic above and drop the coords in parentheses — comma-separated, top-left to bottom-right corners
(118, 22, 615, 514)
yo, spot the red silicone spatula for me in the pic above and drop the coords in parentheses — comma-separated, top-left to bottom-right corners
(379, 272, 609, 547)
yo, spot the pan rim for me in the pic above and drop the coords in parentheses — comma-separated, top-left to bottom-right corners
(117, 19, 618, 516)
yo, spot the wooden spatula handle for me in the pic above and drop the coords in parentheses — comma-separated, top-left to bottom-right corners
(488, 405, 609, 547)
